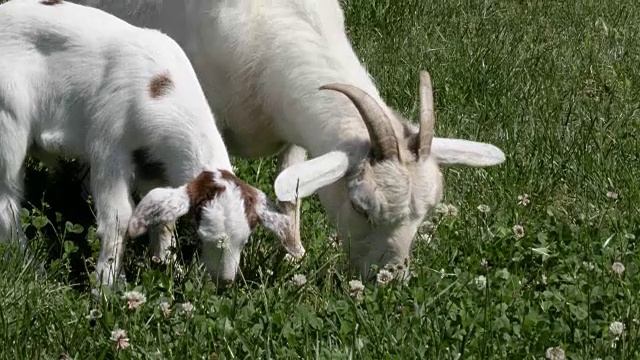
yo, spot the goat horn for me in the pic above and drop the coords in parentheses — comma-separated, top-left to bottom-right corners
(417, 71, 436, 159)
(320, 83, 400, 161)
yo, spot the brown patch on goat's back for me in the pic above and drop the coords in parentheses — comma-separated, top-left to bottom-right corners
(149, 73, 174, 99)
(219, 170, 260, 230)
(40, 0, 63, 5)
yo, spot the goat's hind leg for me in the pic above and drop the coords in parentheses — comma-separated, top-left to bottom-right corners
(0, 183, 26, 249)
(0, 111, 28, 250)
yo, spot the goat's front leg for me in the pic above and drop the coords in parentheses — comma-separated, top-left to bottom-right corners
(276, 144, 307, 258)
(91, 150, 135, 288)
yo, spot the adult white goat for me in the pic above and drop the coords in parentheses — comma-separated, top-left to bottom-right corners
(0, 0, 298, 287)
(71, 0, 506, 278)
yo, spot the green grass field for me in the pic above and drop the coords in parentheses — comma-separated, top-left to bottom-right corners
(1, 0, 639, 359)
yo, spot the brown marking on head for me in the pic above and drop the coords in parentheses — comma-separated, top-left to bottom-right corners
(185, 170, 261, 229)
(40, 0, 63, 5)
(186, 171, 225, 224)
(149, 73, 174, 99)
(219, 169, 261, 230)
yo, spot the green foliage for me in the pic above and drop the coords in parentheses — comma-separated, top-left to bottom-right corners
(1, 0, 639, 359)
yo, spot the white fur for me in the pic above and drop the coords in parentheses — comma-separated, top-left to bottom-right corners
(70, 0, 506, 278)
(0, 0, 296, 287)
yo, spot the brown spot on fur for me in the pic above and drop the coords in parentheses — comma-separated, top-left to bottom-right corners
(219, 169, 260, 230)
(186, 171, 225, 224)
(40, 0, 63, 5)
(149, 73, 173, 99)
(185, 170, 261, 229)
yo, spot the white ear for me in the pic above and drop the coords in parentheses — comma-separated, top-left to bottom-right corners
(430, 138, 506, 167)
(128, 187, 191, 238)
(274, 151, 350, 202)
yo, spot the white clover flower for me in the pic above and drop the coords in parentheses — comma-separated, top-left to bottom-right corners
(477, 204, 490, 214)
(328, 231, 341, 249)
(291, 273, 307, 286)
(383, 263, 397, 272)
(122, 291, 146, 311)
(215, 234, 230, 250)
(376, 269, 393, 285)
(419, 233, 433, 243)
(348, 279, 365, 300)
(541, 274, 548, 285)
(606, 191, 618, 200)
(265, 269, 274, 276)
(436, 203, 458, 217)
(110, 329, 130, 350)
(446, 204, 459, 217)
(545, 346, 565, 360)
(283, 253, 301, 263)
(517, 194, 530, 206)
(611, 262, 625, 275)
(474, 275, 486, 291)
(419, 220, 434, 232)
(86, 308, 102, 321)
(513, 225, 525, 239)
(480, 258, 489, 268)
(174, 263, 185, 277)
(609, 321, 625, 337)
(181, 302, 195, 317)
(158, 302, 171, 317)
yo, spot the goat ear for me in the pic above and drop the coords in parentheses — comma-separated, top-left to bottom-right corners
(128, 187, 190, 238)
(274, 151, 350, 202)
(256, 199, 306, 259)
(430, 138, 506, 167)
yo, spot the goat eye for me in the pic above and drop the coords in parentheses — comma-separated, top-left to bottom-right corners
(350, 201, 368, 218)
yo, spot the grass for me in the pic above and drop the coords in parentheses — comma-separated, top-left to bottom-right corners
(1, 0, 639, 358)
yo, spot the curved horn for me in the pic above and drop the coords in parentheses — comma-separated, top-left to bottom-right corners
(320, 83, 400, 160)
(417, 71, 436, 159)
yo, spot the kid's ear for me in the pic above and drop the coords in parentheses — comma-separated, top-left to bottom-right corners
(128, 187, 190, 238)
(255, 194, 306, 259)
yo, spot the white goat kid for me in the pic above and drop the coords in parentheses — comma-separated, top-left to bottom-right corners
(0, 0, 296, 287)
(70, 0, 506, 279)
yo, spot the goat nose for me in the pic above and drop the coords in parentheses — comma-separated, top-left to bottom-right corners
(218, 278, 234, 287)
